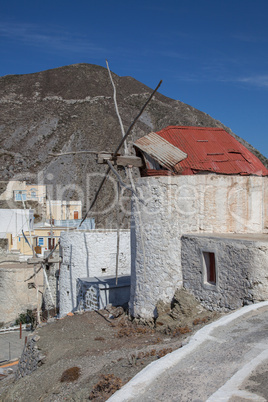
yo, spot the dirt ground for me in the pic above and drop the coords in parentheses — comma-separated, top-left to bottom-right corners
(0, 289, 222, 401)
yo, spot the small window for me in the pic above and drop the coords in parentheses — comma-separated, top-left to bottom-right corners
(101, 268, 106, 273)
(38, 237, 44, 246)
(203, 252, 216, 286)
(14, 191, 27, 201)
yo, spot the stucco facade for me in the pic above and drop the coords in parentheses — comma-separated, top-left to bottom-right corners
(130, 175, 268, 319)
(0, 263, 43, 325)
(59, 229, 131, 317)
(0, 180, 46, 203)
(46, 200, 82, 221)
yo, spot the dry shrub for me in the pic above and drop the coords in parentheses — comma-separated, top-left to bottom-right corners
(117, 327, 133, 337)
(60, 366, 81, 382)
(172, 326, 192, 337)
(89, 374, 123, 400)
(117, 325, 153, 338)
(95, 336, 105, 341)
(157, 348, 173, 358)
(193, 317, 209, 325)
(128, 349, 157, 366)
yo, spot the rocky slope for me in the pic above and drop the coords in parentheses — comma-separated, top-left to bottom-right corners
(0, 63, 266, 227)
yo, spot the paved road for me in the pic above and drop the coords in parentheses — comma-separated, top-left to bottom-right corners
(109, 302, 268, 402)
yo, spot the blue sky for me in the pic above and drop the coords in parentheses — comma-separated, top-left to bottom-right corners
(1, 0, 267, 157)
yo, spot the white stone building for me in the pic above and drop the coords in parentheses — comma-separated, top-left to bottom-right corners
(0, 208, 34, 246)
(59, 229, 131, 317)
(130, 126, 268, 319)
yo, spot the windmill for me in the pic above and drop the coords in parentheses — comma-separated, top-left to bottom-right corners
(78, 62, 162, 283)
(49, 63, 162, 282)
(25, 64, 162, 319)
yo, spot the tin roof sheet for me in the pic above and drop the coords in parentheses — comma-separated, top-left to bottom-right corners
(134, 131, 187, 172)
(137, 126, 268, 176)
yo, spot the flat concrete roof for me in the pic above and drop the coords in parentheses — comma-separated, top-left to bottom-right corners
(182, 233, 268, 243)
(0, 263, 31, 269)
(79, 275, 131, 287)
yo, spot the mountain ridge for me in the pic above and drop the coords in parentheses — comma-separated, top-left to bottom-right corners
(0, 63, 267, 227)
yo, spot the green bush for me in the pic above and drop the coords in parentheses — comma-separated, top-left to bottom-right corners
(15, 310, 35, 327)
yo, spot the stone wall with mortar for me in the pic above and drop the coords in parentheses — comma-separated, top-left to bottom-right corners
(77, 276, 131, 312)
(59, 229, 130, 317)
(77, 281, 99, 311)
(130, 175, 268, 319)
(0, 264, 43, 325)
(181, 234, 268, 311)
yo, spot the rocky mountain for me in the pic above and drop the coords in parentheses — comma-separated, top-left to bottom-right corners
(0, 63, 267, 227)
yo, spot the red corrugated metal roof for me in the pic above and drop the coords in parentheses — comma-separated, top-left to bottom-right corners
(150, 126, 268, 176)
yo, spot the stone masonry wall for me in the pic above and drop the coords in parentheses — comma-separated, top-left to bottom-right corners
(16, 334, 45, 379)
(181, 234, 268, 311)
(130, 175, 268, 319)
(59, 229, 130, 317)
(77, 280, 99, 311)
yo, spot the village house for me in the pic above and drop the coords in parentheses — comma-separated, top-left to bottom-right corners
(0, 208, 34, 253)
(130, 126, 268, 320)
(0, 181, 91, 323)
(46, 200, 82, 222)
(0, 180, 46, 203)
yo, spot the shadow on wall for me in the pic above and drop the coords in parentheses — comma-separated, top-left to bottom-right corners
(69, 245, 74, 311)
(76, 275, 131, 311)
(83, 232, 90, 277)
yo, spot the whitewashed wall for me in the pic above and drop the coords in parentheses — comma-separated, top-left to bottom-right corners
(130, 175, 268, 320)
(59, 229, 130, 317)
(0, 209, 34, 241)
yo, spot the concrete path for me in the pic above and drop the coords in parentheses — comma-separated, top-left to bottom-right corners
(0, 330, 29, 363)
(109, 302, 268, 401)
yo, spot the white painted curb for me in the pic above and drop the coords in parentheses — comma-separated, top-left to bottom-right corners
(108, 301, 268, 401)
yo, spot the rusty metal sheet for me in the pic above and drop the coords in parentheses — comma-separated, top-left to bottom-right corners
(155, 126, 268, 176)
(134, 132, 187, 172)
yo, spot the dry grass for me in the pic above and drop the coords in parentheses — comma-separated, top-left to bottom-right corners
(157, 348, 173, 358)
(117, 325, 154, 338)
(172, 326, 192, 337)
(89, 374, 123, 400)
(193, 317, 209, 325)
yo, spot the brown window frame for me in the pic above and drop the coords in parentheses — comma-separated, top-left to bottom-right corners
(202, 250, 217, 288)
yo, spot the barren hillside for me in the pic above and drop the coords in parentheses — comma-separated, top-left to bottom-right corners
(0, 63, 266, 227)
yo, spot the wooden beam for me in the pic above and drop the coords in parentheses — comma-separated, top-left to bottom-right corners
(116, 155, 143, 167)
(97, 153, 113, 164)
(97, 154, 143, 167)
(27, 257, 62, 265)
